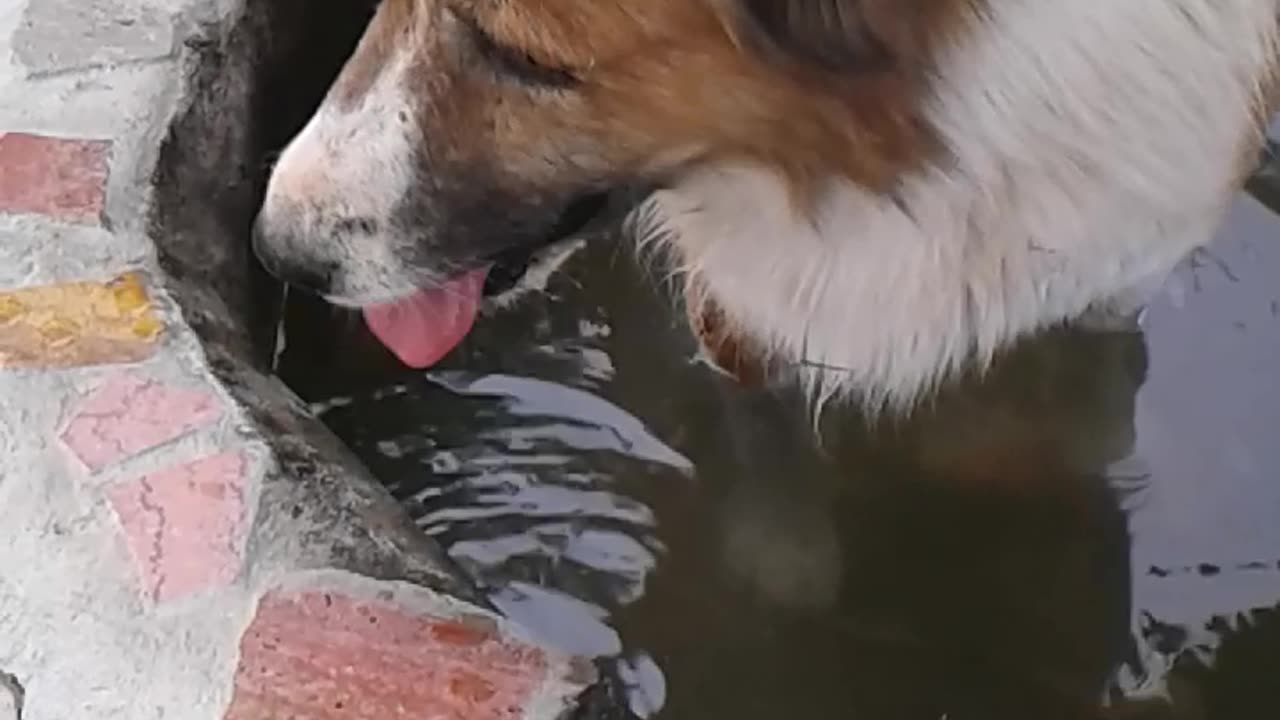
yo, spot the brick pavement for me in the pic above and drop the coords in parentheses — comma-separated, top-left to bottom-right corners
(0, 1, 592, 718)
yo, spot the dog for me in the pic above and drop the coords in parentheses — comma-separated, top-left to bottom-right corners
(252, 0, 1280, 412)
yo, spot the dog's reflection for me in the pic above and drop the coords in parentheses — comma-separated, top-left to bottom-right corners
(611, 326, 1148, 720)
(283, 238, 1156, 719)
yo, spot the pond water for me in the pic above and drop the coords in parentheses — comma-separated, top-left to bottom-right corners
(276, 188, 1280, 719)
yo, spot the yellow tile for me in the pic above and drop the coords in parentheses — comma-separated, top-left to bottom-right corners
(0, 272, 164, 369)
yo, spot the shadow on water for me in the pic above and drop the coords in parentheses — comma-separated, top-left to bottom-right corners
(274, 181, 1280, 718)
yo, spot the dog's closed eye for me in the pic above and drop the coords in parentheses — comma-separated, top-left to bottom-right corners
(454, 10, 581, 89)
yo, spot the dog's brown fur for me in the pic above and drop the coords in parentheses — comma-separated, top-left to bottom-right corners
(256, 0, 1280, 408)
(336, 0, 978, 203)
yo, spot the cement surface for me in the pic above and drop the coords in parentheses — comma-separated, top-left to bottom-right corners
(0, 0, 594, 717)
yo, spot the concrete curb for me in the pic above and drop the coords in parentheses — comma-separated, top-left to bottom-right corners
(0, 1, 595, 717)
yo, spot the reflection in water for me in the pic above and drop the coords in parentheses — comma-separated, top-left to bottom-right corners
(313, 369, 683, 716)
(1114, 194, 1280, 714)
(280, 191, 1280, 720)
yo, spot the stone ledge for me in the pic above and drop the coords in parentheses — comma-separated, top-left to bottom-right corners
(225, 571, 595, 720)
(0, 0, 596, 716)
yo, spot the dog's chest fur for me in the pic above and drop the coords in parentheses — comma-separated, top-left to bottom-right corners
(643, 0, 1280, 410)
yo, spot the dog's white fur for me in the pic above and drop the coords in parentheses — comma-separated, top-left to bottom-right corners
(261, 42, 429, 306)
(639, 0, 1278, 411)
(261, 0, 1278, 412)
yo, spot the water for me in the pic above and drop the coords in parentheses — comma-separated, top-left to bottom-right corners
(277, 191, 1280, 719)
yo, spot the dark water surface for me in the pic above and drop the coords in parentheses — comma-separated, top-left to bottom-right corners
(278, 191, 1280, 719)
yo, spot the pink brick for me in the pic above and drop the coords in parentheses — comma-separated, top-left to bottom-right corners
(107, 451, 248, 603)
(61, 373, 225, 472)
(225, 590, 553, 720)
(0, 133, 110, 223)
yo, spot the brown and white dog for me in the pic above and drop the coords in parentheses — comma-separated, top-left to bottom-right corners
(253, 0, 1280, 411)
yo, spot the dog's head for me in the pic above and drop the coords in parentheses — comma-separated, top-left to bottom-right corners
(254, 0, 955, 369)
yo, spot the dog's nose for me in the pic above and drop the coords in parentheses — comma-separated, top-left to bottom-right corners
(251, 215, 337, 296)
(271, 257, 337, 296)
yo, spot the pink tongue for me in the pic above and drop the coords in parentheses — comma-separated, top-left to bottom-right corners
(362, 267, 489, 368)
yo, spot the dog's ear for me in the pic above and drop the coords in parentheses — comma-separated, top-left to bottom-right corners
(722, 0, 891, 71)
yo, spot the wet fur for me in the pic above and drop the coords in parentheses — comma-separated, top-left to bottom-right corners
(255, 0, 1280, 412)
